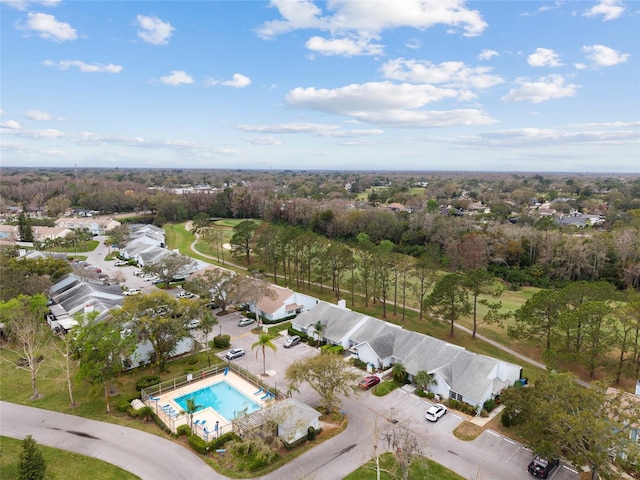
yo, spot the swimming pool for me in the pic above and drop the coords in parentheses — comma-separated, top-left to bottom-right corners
(174, 381, 260, 421)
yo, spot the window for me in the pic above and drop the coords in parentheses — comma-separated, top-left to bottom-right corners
(449, 390, 463, 401)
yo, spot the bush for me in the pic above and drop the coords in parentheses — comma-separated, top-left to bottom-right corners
(307, 426, 317, 441)
(328, 345, 343, 355)
(188, 434, 208, 455)
(483, 399, 497, 412)
(352, 358, 367, 370)
(177, 424, 192, 436)
(426, 391, 435, 399)
(115, 398, 131, 413)
(415, 389, 427, 398)
(307, 337, 317, 346)
(213, 334, 231, 348)
(136, 375, 161, 391)
(212, 431, 240, 449)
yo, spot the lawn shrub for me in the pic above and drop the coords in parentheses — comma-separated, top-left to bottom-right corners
(135, 375, 161, 391)
(352, 358, 367, 370)
(307, 337, 316, 346)
(483, 399, 497, 412)
(328, 345, 343, 354)
(415, 389, 427, 398)
(188, 434, 208, 455)
(115, 398, 131, 413)
(213, 334, 231, 348)
(426, 391, 435, 399)
(212, 431, 240, 449)
(177, 425, 191, 436)
(307, 426, 317, 441)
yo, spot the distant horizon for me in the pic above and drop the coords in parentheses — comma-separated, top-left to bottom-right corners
(1, 1, 638, 173)
(2, 165, 638, 177)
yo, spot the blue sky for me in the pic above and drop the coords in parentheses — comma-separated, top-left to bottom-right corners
(1, 0, 638, 173)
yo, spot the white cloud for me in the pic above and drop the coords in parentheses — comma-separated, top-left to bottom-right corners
(206, 73, 251, 88)
(1, 119, 21, 129)
(136, 14, 175, 45)
(478, 49, 499, 61)
(24, 110, 53, 120)
(159, 70, 194, 85)
(244, 136, 282, 145)
(582, 44, 630, 66)
(468, 124, 640, 147)
(305, 35, 384, 56)
(382, 58, 503, 89)
(238, 122, 383, 138)
(502, 75, 578, 103)
(2, 0, 61, 11)
(258, 0, 487, 58)
(405, 38, 421, 50)
(19, 12, 77, 42)
(286, 82, 496, 127)
(43, 59, 123, 73)
(238, 123, 384, 138)
(527, 48, 562, 67)
(583, 0, 625, 21)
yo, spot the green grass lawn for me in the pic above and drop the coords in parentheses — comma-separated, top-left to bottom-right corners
(0, 436, 140, 480)
(213, 218, 262, 228)
(343, 452, 465, 480)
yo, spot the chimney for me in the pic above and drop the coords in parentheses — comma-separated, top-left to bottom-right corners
(635, 380, 640, 397)
(337, 299, 346, 309)
(84, 303, 94, 314)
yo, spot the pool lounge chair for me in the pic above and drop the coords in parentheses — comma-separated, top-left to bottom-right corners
(253, 388, 263, 396)
(260, 391, 270, 400)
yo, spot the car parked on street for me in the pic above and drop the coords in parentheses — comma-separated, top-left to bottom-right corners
(114, 260, 128, 266)
(225, 348, 245, 360)
(527, 455, 560, 478)
(176, 290, 195, 299)
(425, 403, 448, 422)
(284, 335, 301, 348)
(358, 375, 381, 390)
(237, 317, 256, 327)
(123, 288, 141, 296)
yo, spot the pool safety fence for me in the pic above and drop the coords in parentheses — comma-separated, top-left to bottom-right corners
(141, 362, 281, 436)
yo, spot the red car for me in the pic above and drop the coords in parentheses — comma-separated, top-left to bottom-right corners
(358, 375, 381, 390)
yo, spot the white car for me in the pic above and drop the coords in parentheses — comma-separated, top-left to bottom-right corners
(425, 404, 447, 422)
(225, 348, 245, 360)
(114, 260, 128, 266)
(123, 288, 141, 296)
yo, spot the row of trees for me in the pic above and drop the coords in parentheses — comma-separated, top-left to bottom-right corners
(509, 282, 640, 380)
(220, 220, 640, 382)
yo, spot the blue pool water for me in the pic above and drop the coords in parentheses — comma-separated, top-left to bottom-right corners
(174, 381, 260, 420)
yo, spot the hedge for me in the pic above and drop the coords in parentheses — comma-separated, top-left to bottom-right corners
(135, 375, 161, 391)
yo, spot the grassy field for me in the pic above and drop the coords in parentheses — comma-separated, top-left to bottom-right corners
(0, 436, 140, 480)
(343, 452, 465, 480)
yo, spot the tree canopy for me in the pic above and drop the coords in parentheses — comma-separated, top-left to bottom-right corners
(285, 352, 361, 414)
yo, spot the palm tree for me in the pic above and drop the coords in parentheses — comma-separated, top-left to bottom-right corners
(392, 362, 408, 384)
(414, 370, 437, 393)
(185, 398, 202, 430)
(251, 333, 277, 375)
(313, 320, 325, 347)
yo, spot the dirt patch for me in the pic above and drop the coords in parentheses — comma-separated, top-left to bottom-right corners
(453, 421, 483, 441)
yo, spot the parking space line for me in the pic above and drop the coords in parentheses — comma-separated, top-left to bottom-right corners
(487, 431, 500, 437)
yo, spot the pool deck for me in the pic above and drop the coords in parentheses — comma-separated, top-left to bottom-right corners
(146, 371, 275, 439)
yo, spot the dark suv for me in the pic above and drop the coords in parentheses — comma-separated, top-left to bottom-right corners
(527, 455, 559, 478)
